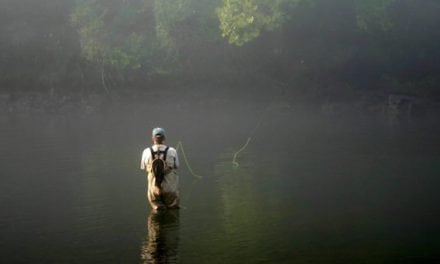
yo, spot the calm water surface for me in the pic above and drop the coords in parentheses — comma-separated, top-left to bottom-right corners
(0, 103, 439, 263)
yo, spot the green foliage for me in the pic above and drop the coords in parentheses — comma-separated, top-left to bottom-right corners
(70, 0, 222, 73)
(216, 0, 401, 45)
(354, 0, 396, 32)
(71, 0, 150, 69)
(154, 0, 188, 50)
(71, 0, 179, 72)
(3, 0, 439, 103)
(70, 1, 105, 64)
(216, 0, 312, 46)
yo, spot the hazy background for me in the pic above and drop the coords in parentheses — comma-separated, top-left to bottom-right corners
(1, 0, 440, 263)
(1, 0, 439, 115)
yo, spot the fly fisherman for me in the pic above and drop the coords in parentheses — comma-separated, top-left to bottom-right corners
(141, 127, 180, 210)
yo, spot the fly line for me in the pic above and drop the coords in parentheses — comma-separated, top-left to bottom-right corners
(176, 141, 203, 179)
(231, 105, 270, 167)
(231, 101, 291, 167)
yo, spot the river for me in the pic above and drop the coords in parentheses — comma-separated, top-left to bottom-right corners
(0, 101, 439, 263)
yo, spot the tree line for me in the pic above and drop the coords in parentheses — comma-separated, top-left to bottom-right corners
(1, 0, 439, 103)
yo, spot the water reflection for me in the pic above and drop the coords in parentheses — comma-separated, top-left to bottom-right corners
(141, 210, 180, 264)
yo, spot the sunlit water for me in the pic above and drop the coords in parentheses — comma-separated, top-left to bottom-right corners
(1, 103, 439, 263)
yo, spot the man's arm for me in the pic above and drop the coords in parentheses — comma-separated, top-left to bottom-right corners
(140, 148, 148, 170)
(171, 148, 179, 169)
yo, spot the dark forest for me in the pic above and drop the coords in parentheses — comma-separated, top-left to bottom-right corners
(1, 0, 439, 121)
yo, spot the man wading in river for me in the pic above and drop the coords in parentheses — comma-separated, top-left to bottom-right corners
(140, 127, 180, 210)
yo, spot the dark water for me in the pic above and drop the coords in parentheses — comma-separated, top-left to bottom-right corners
(1, 102, 439, 263)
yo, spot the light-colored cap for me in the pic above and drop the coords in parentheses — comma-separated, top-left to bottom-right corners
(152, 127, 165, 137)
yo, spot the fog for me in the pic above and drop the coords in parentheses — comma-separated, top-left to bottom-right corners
(1, 0, 440, 263)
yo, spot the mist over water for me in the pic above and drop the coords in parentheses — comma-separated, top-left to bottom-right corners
(2, 0, 440, 262)
(1, 99, 439, 263)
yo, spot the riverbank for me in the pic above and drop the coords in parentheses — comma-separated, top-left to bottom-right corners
(1, 80, 439, 128)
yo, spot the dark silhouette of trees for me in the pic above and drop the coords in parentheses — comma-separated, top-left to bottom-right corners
(1, 0, 439, 104)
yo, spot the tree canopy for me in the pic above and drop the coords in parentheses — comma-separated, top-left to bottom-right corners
(1, 0, 439, 102)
